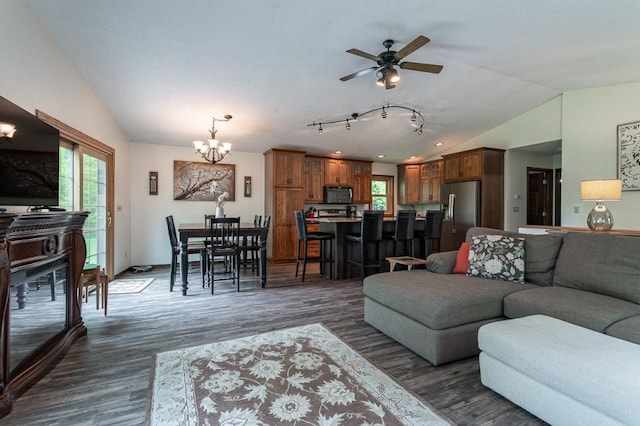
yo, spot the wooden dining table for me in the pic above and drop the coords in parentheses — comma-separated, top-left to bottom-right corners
(178, 222, 268, 295)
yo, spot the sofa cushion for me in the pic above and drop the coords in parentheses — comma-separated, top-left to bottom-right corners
(363, 270, 536, 330)
(553, 232, 640, 303)
(467, 234, 525, 283)
(504, 286, 640, 332)
(465, 227, 563, 286)
(606, 315, 640, 344)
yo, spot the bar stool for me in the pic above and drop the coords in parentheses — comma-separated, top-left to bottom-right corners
(383, 210, 416, 257)
(343, 210, 384, 279)
(294, 210, 334, 281)
(415, 210, 445, 257)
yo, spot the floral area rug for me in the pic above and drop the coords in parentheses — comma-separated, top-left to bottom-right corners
(147, 323, 453, 425)
(108, 278, 155, 294)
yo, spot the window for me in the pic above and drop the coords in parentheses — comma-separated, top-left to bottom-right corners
(371, 175, 394, 216)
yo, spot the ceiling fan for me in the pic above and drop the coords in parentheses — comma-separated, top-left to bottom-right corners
(340, 35, 443, 89)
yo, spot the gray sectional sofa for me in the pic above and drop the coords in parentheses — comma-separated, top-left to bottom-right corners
(363, 226, 640, 366)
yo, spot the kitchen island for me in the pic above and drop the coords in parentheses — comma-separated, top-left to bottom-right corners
(318, 216, 426, 279)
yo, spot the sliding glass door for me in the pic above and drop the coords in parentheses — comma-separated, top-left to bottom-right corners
(81, 150, 108, 268)
(39, 111, 115, 277)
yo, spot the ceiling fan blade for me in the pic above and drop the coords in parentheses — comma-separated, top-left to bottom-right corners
(346, 48, 379, 62)
(340, 66, 378, 82)
(399, 61, 443, 74)
(395, 35, 430, 60)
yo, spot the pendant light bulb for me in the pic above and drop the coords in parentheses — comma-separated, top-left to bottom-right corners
(381, 107, 387, 119)
(318, 124, 323, 134)
(345, 119, 351, 130)
(411, 110, 417, 122)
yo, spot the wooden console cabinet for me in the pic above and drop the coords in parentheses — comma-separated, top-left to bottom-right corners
(0, 212, 88, 417)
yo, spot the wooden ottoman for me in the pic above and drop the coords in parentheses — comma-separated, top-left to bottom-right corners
(478, 315, 640, 426)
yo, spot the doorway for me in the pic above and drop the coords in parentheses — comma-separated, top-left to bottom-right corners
(527, 168, 553, 226)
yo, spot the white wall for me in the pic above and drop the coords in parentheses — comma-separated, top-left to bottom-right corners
(0, 1, 132, 273)
(130, 143, 264, 266)
(561, 82, 640, 229)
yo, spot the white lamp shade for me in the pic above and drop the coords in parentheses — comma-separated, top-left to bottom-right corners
(580, 179, 622, 201)
(0, 123, 16, 138)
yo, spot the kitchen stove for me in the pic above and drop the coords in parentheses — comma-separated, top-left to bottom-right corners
(317, 208, 347, 218)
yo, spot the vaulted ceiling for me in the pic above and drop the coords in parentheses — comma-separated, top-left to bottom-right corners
(24, 0, 640, 163)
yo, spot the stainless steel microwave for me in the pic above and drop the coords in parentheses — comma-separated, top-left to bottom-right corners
(323, 186, 353, 204)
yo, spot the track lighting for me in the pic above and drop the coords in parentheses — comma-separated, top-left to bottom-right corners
(307, 104, 425, 135)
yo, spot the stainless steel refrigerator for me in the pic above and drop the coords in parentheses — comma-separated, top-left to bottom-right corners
(440, 181, 481, 251)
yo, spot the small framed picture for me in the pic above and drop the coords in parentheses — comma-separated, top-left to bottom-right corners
(149, 171, 158, 195)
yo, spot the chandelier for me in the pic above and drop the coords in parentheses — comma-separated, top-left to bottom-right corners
(193, 115, 232, 163)
(307, 104, 424, 135)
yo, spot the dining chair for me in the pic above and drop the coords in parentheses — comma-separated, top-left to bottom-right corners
(294, 211, 334, 282)
(206, 217, 241, 294)
(343, 210, 384, 279)
(383, 209, 417, 257)
(78, 264, 109, 315)
(240, 215, 266, 273)
(415, 210, 445, 257)
(166, 215, 206, 292)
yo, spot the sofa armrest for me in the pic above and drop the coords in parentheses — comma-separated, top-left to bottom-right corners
(426, 250, 458, 274)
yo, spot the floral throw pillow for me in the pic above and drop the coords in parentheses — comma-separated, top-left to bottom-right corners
(467, 234, 525, 283)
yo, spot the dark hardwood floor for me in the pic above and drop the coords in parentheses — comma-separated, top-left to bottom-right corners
(3, 262, 546, 425)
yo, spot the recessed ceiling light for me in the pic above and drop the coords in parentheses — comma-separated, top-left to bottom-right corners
(435, 141, 444, 147)
(409, 156, 417, 160)
(377, 154, 385, 158)
(335, 150, 343, 154)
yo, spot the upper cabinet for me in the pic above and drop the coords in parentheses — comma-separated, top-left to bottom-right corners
(325, 159, 352, 186)
(304, 156, 325, 202)
(272, 150, 305, 187)
(442, 149, 485, 182)
(351, 160, 372, 204)
(421, 160, 442, 203)
(397, 164, 422, 204)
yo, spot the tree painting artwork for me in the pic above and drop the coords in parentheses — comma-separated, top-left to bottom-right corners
(173, 161, 236, 201)
(617, 120, 640, 191)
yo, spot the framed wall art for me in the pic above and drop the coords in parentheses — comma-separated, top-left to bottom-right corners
(173, 161, 236, 201)
(617, 120, 640, 191)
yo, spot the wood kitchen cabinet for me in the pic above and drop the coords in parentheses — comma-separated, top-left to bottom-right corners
(442, 149, 484, 182)
(397, 164, 421, 204)
(273, 150, 305, 187)
(304, 156, 325, 202)
(421, 160, 442, 203)
(325, 159, 352, 185)
(351, 160, 372, 204)
(265, 149, 306, 262)
(305, 222, 321, 258)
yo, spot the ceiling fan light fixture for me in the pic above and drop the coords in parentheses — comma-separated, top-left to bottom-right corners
(376, 77, 385, 87)
(389, 68, 400, 83)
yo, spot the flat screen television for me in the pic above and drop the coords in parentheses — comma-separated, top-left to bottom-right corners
(0, 96, 60, 207)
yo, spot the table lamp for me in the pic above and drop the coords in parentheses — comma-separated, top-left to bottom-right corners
(580, 179, 622, 231)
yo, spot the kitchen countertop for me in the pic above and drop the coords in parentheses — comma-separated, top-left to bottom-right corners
(316, 216, 425, 223)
